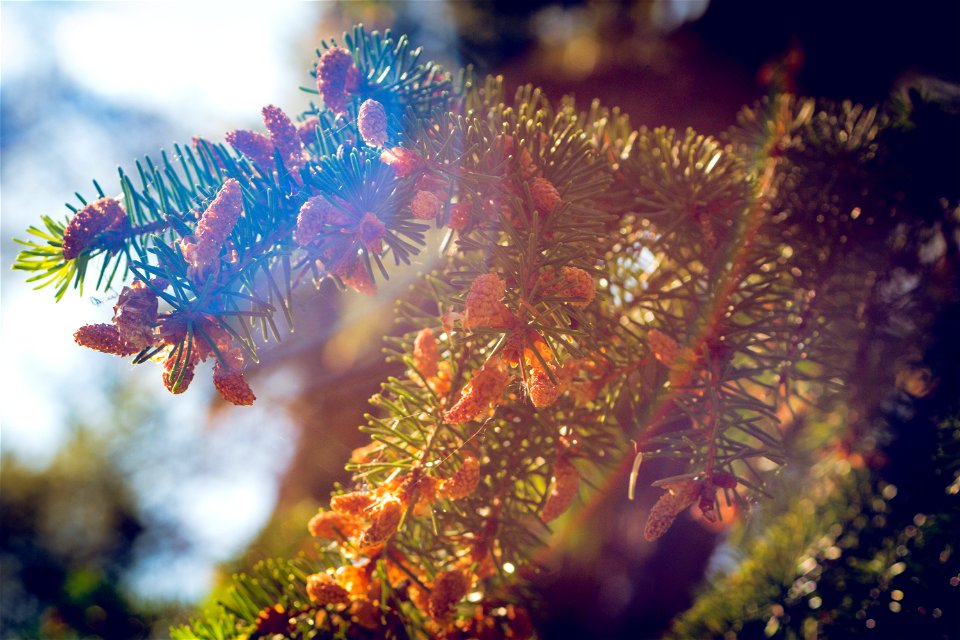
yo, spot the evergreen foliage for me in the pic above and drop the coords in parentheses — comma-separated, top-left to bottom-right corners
(14, 24, 959, 639)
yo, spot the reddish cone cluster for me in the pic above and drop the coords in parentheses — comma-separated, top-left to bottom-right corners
(226, 105, 306, 174)
(306, 573, 351, 607)
(530, 177, 562, 215)
(74, 323, 141, 356)
(262, 104, 306, 172)
(316, 47, 360, 115)
(75, 279, 165, 356)
(62, 197, 130, 260)
(158, 315, 256, 405)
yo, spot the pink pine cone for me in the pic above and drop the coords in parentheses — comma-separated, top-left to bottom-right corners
(357, 99, 388, 147)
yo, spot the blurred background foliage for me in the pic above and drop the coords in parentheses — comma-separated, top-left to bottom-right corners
(2, 1, 958, 638)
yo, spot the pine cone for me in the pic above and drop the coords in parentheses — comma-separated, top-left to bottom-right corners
(306, 573, 350, 607)
(62, 197, 130, 260)
(439, 454, 480, 500)
(74, 323, 140, 356)
(541, 457, 580, 522)
(358, 99, 388, 147)
(412, 328, 439, 378)
(316, 47, 359, 115)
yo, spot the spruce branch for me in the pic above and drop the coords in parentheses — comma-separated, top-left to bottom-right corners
(14, 22, 957, 639)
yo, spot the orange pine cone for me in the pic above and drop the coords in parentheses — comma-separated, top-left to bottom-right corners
(330, 491, 377, 516)
(308, 510, 361, 541)
(444, 363, 512, 424)
(530, 177, 561, 215)
(179, 179, 243, 281)
(226, 129, 275, 168)
(463, 273, 513, 330)
(412, 327, 439, 378)
(358, 99, 388, 147)
(411, 190, 442, 220)
(647, 329, 680, 367)
(306, 573, 350, 607)
(162, 344, 199, 394)
(316, 47, 359, 116)
(643, 479, 701, 541)
(439, 454, 480, 500)
(526, 367, 560, 408)
(541, 457, 580, 522)
(74, 323, 140, 356)
(427, 569, 471, 620)
(358, 497, 402, 548)
(296, 196, 336, 246)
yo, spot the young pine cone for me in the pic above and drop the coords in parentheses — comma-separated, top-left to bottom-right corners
(443, 364, 511, 424)
(463, 273, 513, 330)
(358, 497, 402, 548)
(308, 509, 361, 541)
(306, 573, 351, 607)
(380, 146, 423, 178)
(162, 344, 199, 394)
(439, 454, 480, 500)
(547, 266, 596, 308)
(427, 569, 471, 620)
(647, 329, 680, 367)
(357, 98, 388, 147)
(530, 177, 561, 215)
(412, 327, 439, 379)
(62, 197, 130, 260)
(316, 47, 359, 115)
(296, 196, 337, 246)
(179, 179, 243, 282)
(262, 104, 305, 172)
(643, 479, 701, 541)
(410, 190, 442, 220)
(225, 129, 275, 169)
(74, 323, 140, 356)
(112, 281, 160, 351)
(541, 457, 580, 522)
(526, 367, 560, 408)
(330, 491, 377, 516)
